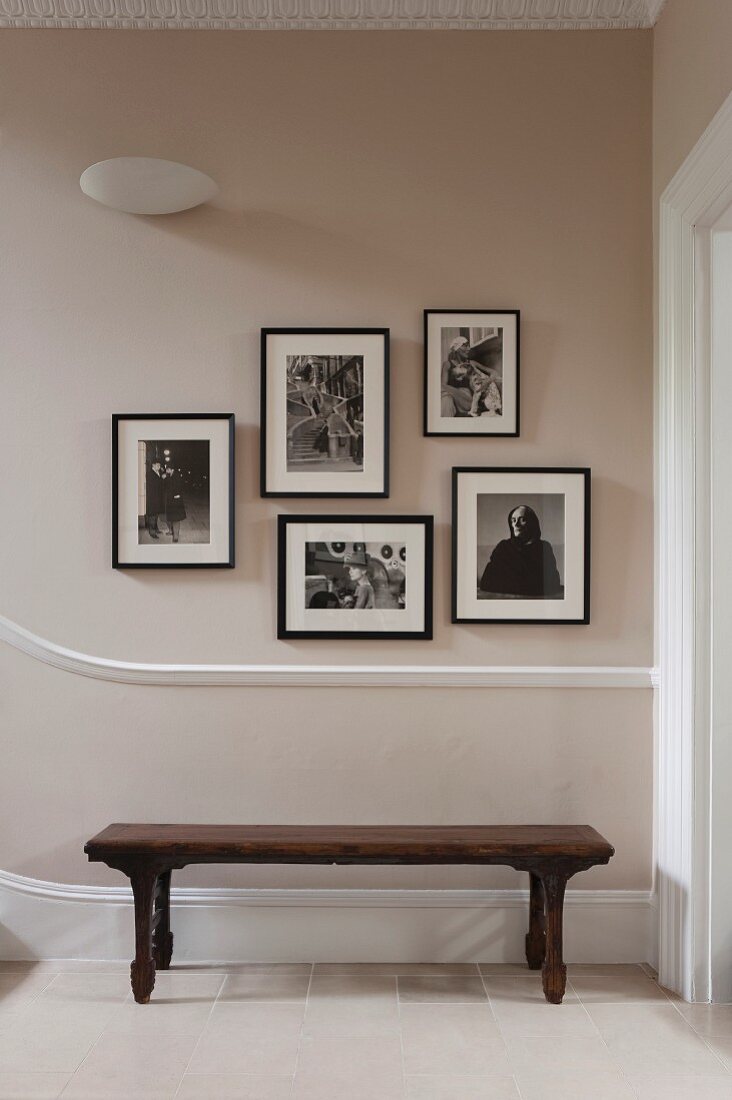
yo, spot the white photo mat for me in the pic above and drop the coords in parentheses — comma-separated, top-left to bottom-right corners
(454, 470, 588, 621)
(116, 418, 232, 565)
(426, 311, 518, 435)
(263, 331, 387, 495)
(283, 521, 427, 635)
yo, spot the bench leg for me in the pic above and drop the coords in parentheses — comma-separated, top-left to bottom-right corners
(540, 872, 568, 1004)
(130, 869, 157, 1004)
(153, 870, 174, 971)
(525, 872, 546, 970)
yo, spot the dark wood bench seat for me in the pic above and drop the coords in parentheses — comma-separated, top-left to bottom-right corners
(84, 823, 614, 1005)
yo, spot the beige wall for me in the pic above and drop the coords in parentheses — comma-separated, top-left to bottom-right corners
(653, 0, 732, 198)
(0, 29, 653, 895)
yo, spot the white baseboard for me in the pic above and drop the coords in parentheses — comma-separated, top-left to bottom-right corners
(0, 869, 655, 965)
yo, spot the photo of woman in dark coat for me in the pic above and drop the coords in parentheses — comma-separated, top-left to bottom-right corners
(480, 505, 561, 598)
(163, 465, 187, 543)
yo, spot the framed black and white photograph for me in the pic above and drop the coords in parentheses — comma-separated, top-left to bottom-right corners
(452, 467, 590, 623)
(278, 515, 433, 639)
(112, 414, 235, 568)
(424, 310, 519, 436)
(261, 328, 389, 497)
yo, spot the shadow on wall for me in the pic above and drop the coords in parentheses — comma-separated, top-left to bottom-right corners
(140, 205, 420, 309)
(0, 929, 32, 966)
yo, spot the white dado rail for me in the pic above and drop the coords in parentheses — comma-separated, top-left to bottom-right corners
(0, 614, 657, 688)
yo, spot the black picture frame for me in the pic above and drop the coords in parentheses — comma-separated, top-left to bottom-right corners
(260, 328, 390, 498)
(277, 514, 433, 640)
(423, 309, 520, 437)
(112, 413, 235, 569)
(451, 466, 590, 624)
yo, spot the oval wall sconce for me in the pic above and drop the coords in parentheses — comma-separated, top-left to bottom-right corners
(79, 157, 219, 215)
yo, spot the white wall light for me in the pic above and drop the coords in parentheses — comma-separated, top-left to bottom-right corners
(80, 157, 218, 215)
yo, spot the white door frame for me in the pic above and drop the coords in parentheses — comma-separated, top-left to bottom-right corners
(657, 90, 732, 1001)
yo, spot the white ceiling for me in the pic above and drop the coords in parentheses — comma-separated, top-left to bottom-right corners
(0, 0, 667, 32)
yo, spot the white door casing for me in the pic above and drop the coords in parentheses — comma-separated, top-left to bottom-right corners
(656, 90, 732, 1001)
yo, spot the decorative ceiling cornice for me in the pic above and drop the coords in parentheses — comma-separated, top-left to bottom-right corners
(0, 0, 667, 32)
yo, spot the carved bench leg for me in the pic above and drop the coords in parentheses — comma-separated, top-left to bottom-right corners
(130, 869, 157, 1004)
(525, 872, 546, 970)
(153, 870, 174, 971)
(540, 872, 568, 1004)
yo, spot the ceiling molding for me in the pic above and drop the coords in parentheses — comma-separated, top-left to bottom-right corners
(644, 0, 667, 25)
(0, 0, 666, 32)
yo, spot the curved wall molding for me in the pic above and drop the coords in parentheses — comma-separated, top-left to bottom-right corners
(0, 866, 655, 964)
(0, 867, 651, 910)
(0, 614, 658, 689)
(0, 0, 664, 32)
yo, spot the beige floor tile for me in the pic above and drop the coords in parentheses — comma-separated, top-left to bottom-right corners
(188, 1036, 301, 1078)
(506, 1036, 621, 1075)
(0, 970, 58, 990)
(313, 963, 478, 976)
(515, 1070, 637, 1099)
(609, 1045, 726, 1077)
(675, 1003, 732, 1037)
(219, 966, 311, 1003)
(586, 1003, 727, 1076)
(702, 1037, 732, 1071)
(398, 976, 488, 1004)
(304, 974, 398, 1038)
(189, 1004, 303, 1075)
(628, 1077, 732, 1098)
(0, 1073, 69, 1099)
(104, 997, 214, 1039)
(485, 978, 596, 1038)
(570, 972, 670, 1004)
(404, 1075, 520, 1097)
(202, 1003, 305, 1038)
(308, 973, 395, 997)
(176, 1075, 294, 1099)
(0, 1011, 32, 1036)
(293, 1036, 403, 1099)
(0, 996, 41, 1022)
(0, 1001, 108, 1074)
(482, 978, 577, 1004)
(567, 964, 650, 976)
(296, 1035, 403, 1076)
(0, 1029, 97, 1075)
(59, 1067, 182, 1098)
(143, 971, 225, 1002)
(29, 962, 129, 974)
(291, 1075, 402, 1100)
(17, 998, 123, 1035)
(400, 1004, 510, 1076)
(74, 1032, 198, 1076)
(42, 973, 132, 1003)
(478, 965, 542, 978)
(0, 973, 57, 1013)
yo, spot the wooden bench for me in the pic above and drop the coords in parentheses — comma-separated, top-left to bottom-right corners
(84, 823, 614, 1005)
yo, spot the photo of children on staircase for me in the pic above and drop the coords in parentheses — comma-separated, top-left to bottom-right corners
(286, 355, 364, 473)
(305, 542, 406, 611)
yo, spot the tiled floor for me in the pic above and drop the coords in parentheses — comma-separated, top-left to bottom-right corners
(1, 962, 732, 1098)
